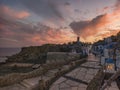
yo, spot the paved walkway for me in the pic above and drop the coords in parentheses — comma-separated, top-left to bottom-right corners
(104, 81, 119, 90)
(0, 54, 100, 90)
(49, 54, 101, 90)
(1, 54, 118, 90)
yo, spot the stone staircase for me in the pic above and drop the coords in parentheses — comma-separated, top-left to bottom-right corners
(105, 81, 119, 90)
(49, 54, 101, 90)
(0, 55, 87, 90)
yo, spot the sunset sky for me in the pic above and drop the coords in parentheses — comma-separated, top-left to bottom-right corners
(0, 0, 120, 47)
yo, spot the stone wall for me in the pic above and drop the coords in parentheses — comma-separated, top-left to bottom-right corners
(46, 52, 80, 64)
(87, 70, 105, 90)
(39, 58, 87, 90)
(0, 67, 45, 87)
(0, 52, 86, 87)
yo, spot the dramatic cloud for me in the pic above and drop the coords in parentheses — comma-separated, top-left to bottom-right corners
(64, 2, 71, 6)
(0, 16, 75, 47)
(0, 5, 30, 19)
(115, 0, 120, 10)
(20, 0, 64, 21)
(96, 29, 120, 39)
(70, 0, 120, 42)
(70, 14, 109, 38)
(101, 6, 110, 12)
(0, 0, 120, 47)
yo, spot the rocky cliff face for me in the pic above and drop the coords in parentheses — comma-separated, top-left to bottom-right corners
(6, 44, 73, 64)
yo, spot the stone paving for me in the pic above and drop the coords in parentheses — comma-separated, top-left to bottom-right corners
(49, 54, 101, 90)
(0, 54, 100, 90)
(104, 81, 119, 90)
(1, 54, 119, 90)
(0, 69, 59, 90)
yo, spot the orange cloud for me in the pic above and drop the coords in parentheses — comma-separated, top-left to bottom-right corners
(97, 30, 120, 40)
(70, 0, 120, 43)
(30, 29, 75, 45)
(1, 5, 30, 19)
(103, 7, 109, 10)
(14, 11, 30, 19)
(70, 14, 109, 39)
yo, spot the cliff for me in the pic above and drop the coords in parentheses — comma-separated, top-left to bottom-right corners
(6, 44, 73, 64)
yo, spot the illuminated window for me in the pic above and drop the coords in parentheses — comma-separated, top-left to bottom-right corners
(106, 64, 114, 71)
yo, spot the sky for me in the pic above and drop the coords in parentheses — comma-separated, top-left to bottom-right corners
(0, 0, 120, 47)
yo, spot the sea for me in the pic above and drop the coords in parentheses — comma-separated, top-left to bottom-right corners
(0, 48, 21, 61)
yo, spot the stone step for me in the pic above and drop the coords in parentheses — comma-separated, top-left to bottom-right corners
(20, 80, 32, 88)
(105, 82, 119, 90)
(49, 54, 101, 90)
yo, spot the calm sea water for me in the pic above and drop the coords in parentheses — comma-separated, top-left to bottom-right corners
(0, 48, 21, 57)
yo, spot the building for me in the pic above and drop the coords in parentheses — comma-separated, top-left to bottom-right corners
(77, 36, 80, 42)
(71, 37, 82, 53)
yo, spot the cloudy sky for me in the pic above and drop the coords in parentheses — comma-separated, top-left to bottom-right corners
(0, 0, 120, 47)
